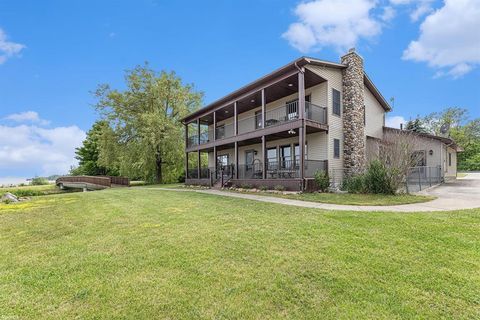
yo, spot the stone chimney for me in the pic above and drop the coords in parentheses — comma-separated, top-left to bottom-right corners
(341, 48, 366, 172)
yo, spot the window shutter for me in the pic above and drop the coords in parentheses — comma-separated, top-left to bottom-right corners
(332, 89, 341, 116)
(334, 139, 340, 158)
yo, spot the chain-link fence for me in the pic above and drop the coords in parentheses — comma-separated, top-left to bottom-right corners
(406, 166, 443, 193)
(327, 166, 443, 193)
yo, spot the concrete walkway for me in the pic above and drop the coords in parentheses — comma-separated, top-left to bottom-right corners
(149, 173, 480, 212)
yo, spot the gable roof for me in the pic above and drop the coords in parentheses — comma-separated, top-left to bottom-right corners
(182, 56, 391, 123)
(384, 126, 464, 152)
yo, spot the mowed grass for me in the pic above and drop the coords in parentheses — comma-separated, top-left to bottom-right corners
(0, 189, 479, 319)
(276, 192, 436, 206)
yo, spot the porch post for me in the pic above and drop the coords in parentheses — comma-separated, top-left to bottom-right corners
(234, 141, 238, 179)
(262, 135, 266, 179)
(197, 118, 201, 145)
(185, 123, 189, 181)
(261, 89, 265, 128)
(214, 146, 217, 172)
(299, 127, 305, 183)
(298, 70, 305, 119)
(213, 111, 216, 141)
(197, 150, 201, 179)
(234, 101, 238, 136)
(185, 152, 189, 180)
(298, 70, 306, 190)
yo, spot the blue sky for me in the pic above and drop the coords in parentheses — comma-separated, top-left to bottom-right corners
(0, 0, 479, 178)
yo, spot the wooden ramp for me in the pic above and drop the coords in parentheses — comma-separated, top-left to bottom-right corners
(56, 176, 130, 191)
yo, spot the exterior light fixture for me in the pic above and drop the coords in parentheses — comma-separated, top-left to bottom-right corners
(250, 99, 255, 103)
(288, 129, 296, 135)
(225, 110, 229, 114)
(288, 83, 293, 87)
(429, 150, 433, 156)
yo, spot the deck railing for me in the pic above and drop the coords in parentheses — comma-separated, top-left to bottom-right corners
(305, 101, 327, 124)
(187, 101, 327, 148)
(215, 123, 234, 140)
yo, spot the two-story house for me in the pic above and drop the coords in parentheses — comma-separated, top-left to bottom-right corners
(182, 49, 460, 190)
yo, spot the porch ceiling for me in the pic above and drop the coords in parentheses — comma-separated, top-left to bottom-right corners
(196, 69, 325, 125)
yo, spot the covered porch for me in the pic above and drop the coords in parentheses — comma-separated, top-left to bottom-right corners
(185, 128, 328, 190)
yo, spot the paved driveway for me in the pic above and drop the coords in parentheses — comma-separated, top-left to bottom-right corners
(416, 172, 480, 210)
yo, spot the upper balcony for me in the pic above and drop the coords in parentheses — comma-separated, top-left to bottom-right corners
(184, 67, 329, 151)
(187, 101, 326, 148)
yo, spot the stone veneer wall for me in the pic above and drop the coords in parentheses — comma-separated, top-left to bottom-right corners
(341, 49, 366, 172)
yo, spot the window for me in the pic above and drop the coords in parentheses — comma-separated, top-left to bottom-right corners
(255, 111, 262, 129)
(267, 147, 277, 169)
(293, 143, 307, 167)
(216, 124, 225, 140)
(332, 89, 341, 116)
(449, 153, 452, 166)
(333, 139, 340, 159)
(217, 154, 229, 168)
(411, 151, 426, 167)
(280, 145, 292, 168)
(245, 150, 255, 171)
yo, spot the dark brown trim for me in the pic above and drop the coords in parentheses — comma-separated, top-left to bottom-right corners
(183, 68, 300, 123)
(229, 179, 303, 191)
(185, 119, 328, 153)
(185, 178, 210, 186)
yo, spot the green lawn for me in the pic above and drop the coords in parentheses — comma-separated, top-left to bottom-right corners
(0, 188, 479, 319)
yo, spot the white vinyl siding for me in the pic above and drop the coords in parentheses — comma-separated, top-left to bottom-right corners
(364, 85, 385, 139)
(306, 65, 344, 173)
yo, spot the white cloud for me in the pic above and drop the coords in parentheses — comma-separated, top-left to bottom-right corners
(386, 115, 407, 129)
(0, 122, 86, 176)
(402, 0, 480, 78)
(0, 28, 25, 64)
(4, 111, 50, 126)
(389, 0, 433, 21)
(381, 6, 396, 22)
(282, 0, 382, 53)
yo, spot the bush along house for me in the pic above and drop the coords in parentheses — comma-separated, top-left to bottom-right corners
(182, 49, 461, 191)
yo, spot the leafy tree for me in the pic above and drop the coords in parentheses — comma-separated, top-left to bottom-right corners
(71, 120, 116, 176)
(405, 118, 428, 133)
(94, 64, 202, 183)
(450, 119, 480, 170)
(416, 107, 479, 170)
(422, 107, 469, 135)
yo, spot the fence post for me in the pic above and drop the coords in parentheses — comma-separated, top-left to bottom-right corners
(418, 168, 422, 191)
(429, 167, 432, 187)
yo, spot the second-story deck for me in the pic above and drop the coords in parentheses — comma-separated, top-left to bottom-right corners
(186, 100, 327, 150)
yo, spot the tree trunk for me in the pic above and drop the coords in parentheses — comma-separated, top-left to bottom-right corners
(155, 150, 162, 184)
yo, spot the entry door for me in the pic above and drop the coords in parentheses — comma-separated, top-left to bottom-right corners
(245, 150, 255, 171)
(217, 154, 229, 169)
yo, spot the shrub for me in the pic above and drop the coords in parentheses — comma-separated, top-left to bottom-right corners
(30, 177, 49, 185)
(364, 160, 395, 194)
(342, 174, 365, 193)
(314, 170, 330, 192)
(274, 185, 285, 191)
(259, 185, 268, 191)
(240, 184, 253, 189)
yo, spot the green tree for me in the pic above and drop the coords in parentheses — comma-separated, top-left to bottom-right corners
(71, 120, 116, 176)
(422, 107, 469, 135)
(405, 118, 428, 133)
(418, 107, 479, 170)
(94, 64, 202, 183)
